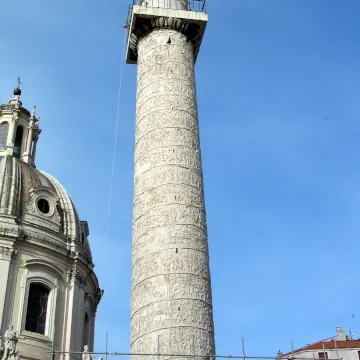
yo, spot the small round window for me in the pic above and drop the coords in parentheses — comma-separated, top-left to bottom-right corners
(37, 199, 50, 214)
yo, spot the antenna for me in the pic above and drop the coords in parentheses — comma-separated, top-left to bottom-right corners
(350, 314, 358, 339)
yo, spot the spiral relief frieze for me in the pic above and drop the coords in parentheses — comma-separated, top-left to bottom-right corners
(131, 29, 215, 360)
(134, 166, 203, 197)
(132, 225, 209, 261)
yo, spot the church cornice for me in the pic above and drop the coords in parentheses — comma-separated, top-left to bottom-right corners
(0, 221, 21, 239)
(18, 227, 68, 254)
(0, 103, 31, 117)
(0, 220, 94, 263)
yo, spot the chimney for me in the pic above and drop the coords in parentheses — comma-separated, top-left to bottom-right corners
(336, 327, 347, 341)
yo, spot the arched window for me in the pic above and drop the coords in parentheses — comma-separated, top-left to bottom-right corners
(0, 123, 9, 151)
(83, 313, 90, 347)
(25, 283, 49, 335)
(14, 126, 23, 158)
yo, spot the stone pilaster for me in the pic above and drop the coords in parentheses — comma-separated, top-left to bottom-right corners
(32, 139, 38, 162)
(89, 312, 96, 351)
(63, 269, 86, 360)
(0, 247, 16, 345)
(6, 113, 18, 156)
(131, 29, 215, 360)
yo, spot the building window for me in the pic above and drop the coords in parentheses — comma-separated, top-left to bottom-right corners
(37, 199, 50, 214)
(318, 352, 328, 359)
(25, 283, 49, 335)
(0, 122, 9, 151)
(14, 126, 23, 158)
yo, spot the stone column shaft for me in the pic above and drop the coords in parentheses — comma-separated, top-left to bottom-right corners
(32, 139, 38, 162)
(131, 28, 215, 360)
(24, 124, 34, 156)
(22, 122, 34, 165)
(6, 116, 17, 156)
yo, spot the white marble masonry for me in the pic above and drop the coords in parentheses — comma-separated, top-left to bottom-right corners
(130, 11, 215, 360)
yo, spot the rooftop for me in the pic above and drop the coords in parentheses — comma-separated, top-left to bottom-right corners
(278, 328, 360, 358)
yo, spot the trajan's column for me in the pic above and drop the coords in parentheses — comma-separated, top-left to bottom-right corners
(126, 1, 214, 359)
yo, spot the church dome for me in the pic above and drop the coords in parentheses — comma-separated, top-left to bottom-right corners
(0, 156, 91, 255)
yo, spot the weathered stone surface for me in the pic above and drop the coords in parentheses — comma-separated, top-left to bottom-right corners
(132, 328, 214, 360)
(132, 224, 209, 260)
(132, 274, 212, 312)
(131, 29, 215, 360)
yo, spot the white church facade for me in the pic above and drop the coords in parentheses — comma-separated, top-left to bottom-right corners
(0, 86, 102, 360)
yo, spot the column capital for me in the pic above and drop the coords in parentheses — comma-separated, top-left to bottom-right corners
(27, 120, 34, 130)
(126, 5, 207, 64)
(11, 111, 19, 123)
(67, 269, 87, 287)
(0, 246, 17, 261)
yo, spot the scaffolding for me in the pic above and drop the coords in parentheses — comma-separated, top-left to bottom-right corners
(49, 336, 344, 360)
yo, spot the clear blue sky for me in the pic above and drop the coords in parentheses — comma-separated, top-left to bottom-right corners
(1, 0, 360, 357)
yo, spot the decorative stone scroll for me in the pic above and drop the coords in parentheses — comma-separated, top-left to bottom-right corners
(131, 28, 215, 360)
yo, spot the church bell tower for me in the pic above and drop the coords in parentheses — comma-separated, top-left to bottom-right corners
(126, 1, 215, 359)
(0, 81, 41, 168)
